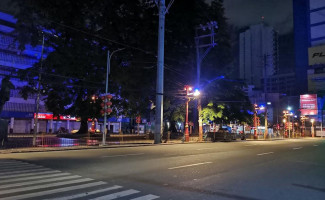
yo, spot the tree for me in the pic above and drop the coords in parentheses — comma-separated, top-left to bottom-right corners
(12, 0, 246, 133)
(13, 0, 158, 133)
(0, 76, 14, 114)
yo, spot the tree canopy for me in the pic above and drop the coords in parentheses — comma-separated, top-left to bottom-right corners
(12, 0, 252, 133)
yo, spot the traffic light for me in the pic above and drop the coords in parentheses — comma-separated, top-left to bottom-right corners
(257, 117, 260, 126)
(100, 94, 113, 116)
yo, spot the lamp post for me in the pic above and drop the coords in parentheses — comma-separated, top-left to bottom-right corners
(311, 118, 315, 138)
(184, 86, 200, 142)
(102, 48, 124, 146)
(184, 85, 192, 142)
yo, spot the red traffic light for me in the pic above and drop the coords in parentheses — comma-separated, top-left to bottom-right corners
(106, 101, 112, 106)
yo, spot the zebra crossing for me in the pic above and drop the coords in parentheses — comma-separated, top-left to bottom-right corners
(0, 159, 159, 200)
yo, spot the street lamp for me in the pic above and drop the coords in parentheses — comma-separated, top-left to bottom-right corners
(184, 86, 200, 142)
(102, 48, 125, 146)
(311, 118, 315, 138)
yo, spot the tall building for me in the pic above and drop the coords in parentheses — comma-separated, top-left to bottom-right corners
(293, 0, 325, 95)
(239, 23, 279, 90)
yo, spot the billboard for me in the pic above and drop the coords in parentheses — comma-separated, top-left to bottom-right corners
(308, 45, 325, 65)
(300, 94, 318, 115)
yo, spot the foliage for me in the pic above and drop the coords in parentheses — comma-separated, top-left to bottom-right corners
(0, 76, 14, 114)
(11, 0, 252, 132)
(201, 102, 223, 124)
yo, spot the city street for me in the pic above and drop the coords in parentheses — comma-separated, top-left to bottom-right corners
(0, 139, 325, 200)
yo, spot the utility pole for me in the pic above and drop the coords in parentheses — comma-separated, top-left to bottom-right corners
(195, 21, 218, 142)
(33, 33, 45, 147)
(154, 0, 166, 144)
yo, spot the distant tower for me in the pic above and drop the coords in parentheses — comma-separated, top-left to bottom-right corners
(239, 23, 278, 89)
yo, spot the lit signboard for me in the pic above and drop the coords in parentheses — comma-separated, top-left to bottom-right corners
(34, 113, 77, 120)
(308, 45, 325, 65)
(300, 94, 318, 115)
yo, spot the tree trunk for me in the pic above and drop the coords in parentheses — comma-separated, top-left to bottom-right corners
(77, 118, 88, 134)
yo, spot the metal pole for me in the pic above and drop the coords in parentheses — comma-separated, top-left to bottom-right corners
(264, 107, 268, 139)
(102, 50, 110, 146)
(33, 34, 45, 147)
(154, 0, 165, 144)
(254, 111, 257, 139)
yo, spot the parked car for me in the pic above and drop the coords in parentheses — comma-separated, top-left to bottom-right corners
(206, 128, 236, 142)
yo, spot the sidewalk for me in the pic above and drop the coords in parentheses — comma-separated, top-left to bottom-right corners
(0, 139, 189, 154)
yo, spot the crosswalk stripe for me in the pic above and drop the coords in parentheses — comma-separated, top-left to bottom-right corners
(90, 189, 140, 200)
(0, 168, 51, 175)
(131, 194, 160, 200)
(0, 178, 93, 195)
(0, 172, 71, 184)
(0, 160, 23, 164)
(45, 185, 123, 200)
(0, 165, 43, 172)
(0, 181, 106, 200)
(0, 170, 61, 179)
(0, 162, 31, 168)
(0, 175, 81, 189)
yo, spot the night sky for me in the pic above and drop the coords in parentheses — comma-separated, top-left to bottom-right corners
(1, 0, 294, 34)
(215, 0, 294, 34)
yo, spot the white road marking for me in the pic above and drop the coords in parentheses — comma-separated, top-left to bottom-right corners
(0, 160, 23, 164)
(0, 172, 71, 184)
(313, 144, 318, 146)
(245, 144, 257, 147)
(0, 162, 31, 168)
(168, 162, 212, 170)
(131, 194, 160, 200)
(0, 178, 93, 195)
(44, 185, 123, 200)
(0, 165, 43, 172)
(0, 168, 51, 175)
(0, 181, 106, 200)
(102, 153, 144, 158)
(0, 170, 61, 179)
(90, 189, 140, 200)
(257, 152, 274, 156)
(196, 148, 214, 151)
(293, 147, 303, 150)
(0, 175, 81, 189)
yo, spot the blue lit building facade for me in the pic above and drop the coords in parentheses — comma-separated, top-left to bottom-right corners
(0, 12, 83, 134)
(293, 0, 325, 95)
(293, 0, 325, 134)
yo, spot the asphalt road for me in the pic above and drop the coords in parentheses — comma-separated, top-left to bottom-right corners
(1, 138, 325, 200)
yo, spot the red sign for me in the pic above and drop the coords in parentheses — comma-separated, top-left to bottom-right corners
(300, 94, 318, 115)
(34, 113, 77, 121)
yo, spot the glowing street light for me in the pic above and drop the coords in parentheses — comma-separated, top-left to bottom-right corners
(311, 118, 315, 138)
(193, 89, 200, 97)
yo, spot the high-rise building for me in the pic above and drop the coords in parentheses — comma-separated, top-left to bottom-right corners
(239, 23, 279, 90)
(293, 0, 325, 95)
